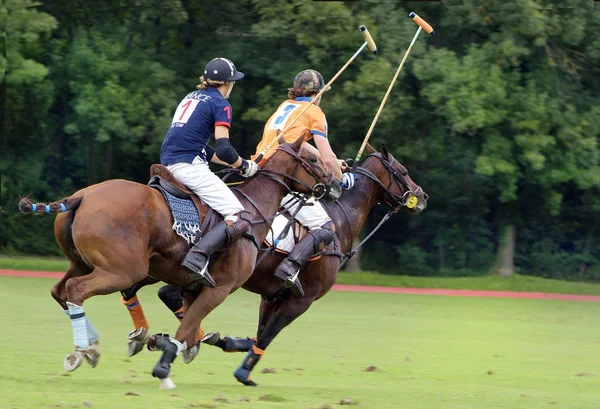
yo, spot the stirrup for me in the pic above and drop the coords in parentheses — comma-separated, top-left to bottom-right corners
(276, 265, 305, 297)
(282, 267, 300, 289)
(181, 259, 216, 288)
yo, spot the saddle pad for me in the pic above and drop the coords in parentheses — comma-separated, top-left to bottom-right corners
(162, 190, 201, 245)
(265, 214, 298, 252)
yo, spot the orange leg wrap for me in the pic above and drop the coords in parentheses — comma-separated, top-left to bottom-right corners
(172, 306, 204, 340)
(121, 296, 149, 329)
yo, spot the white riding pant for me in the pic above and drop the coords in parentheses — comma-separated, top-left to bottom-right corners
(280, 193, 331, 230)
(166, 156, 244, 220)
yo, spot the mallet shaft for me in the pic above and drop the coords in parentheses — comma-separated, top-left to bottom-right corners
(255, 26, 377, 163)
(350, 16, 432, 173)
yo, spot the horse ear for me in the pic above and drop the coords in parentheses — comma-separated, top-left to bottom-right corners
(380, 144, 390, 159)
(291, 132, 306, 151)
(365, 143, 377, 154)
(275, 130, 285, 145)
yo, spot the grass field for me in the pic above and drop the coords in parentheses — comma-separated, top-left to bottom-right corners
(2, 255, 600, 295)
(1, 276, 599, 409)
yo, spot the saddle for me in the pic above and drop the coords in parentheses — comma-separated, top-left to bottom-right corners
(148, 164, 219, 242)
(148, 164, 258, 250)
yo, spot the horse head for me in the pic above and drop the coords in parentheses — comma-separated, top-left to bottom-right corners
(361, 143, 428, 214)
(260, 133, 335, 200)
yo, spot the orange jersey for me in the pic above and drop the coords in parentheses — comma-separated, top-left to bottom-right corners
(251, 97, 328, 161)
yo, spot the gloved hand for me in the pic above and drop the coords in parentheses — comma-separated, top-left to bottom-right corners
(337, 159, 348, 172)
(238, 159, 259, 178)
(342, 173, 358, 190)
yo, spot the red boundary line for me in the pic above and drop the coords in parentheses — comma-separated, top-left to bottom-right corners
(2, 269, 599, 303)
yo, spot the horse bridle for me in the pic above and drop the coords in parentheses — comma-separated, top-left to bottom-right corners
(356, 152, 427, 212)
(259, 143, 334, 200)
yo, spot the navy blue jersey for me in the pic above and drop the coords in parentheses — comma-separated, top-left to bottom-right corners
(160, 87, 232, 165)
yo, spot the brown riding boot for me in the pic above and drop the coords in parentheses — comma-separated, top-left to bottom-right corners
(273, 221, 335, 297)
(181, 211, 251, 287)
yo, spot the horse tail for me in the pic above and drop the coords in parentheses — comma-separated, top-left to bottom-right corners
(18, 195, 83, 215)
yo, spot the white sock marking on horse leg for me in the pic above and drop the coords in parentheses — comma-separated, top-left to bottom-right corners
(66, 301, 90, 350)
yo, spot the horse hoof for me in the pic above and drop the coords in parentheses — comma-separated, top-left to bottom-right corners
(234, 368, 258, 387)
(128, 327, 150, 343)
(85, 342, 101, 368)
(127, 340, 144, 357)
(159, 377, 176, 390)
(181, 342, 200, 364)
(152, 363, 171, 379)
(201, 332, 221, 345)
(64, 351, 84, 372)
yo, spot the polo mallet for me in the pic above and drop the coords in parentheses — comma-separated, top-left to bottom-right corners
(254, 25, 377, 164)
(350, 12, 434, 181)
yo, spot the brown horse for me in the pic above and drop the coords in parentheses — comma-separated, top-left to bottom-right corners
(121, 143, 428, 385)
(17, 136, 334, 381)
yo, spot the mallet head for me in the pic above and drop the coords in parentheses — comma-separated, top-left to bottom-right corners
(359, 25, 378, 54)
(409, 12, 435, 35)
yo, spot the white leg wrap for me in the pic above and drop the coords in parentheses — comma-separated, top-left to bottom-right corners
(63, 307, 99, 343)
(86, 318, 100, 343)
(67, 301, 90, 350)
(168, 337, 187, 356)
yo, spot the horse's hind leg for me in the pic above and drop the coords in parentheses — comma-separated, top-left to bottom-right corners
(120, 276, 158, 357)
(63, 265, 146, 372)
(51, 261, 103, 369)
(234, 295, 314, 386)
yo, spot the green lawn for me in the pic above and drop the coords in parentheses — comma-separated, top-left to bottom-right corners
(1, 276, 599, 409)
(2, 255, 600, 295)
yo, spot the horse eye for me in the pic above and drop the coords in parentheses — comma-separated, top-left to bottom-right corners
(402, 171, 408, 176)
(310, 156, 318, 163)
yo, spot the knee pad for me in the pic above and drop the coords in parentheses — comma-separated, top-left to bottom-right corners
(157, 285, 184, 312)
(313, 221, 336, 247)
(225, 211, 252, 243)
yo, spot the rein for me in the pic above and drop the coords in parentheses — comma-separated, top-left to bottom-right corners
(338, 152, 424, 268)
(226, 144, 333, 227)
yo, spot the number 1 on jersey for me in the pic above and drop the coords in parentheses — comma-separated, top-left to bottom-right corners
(172, 98, 200, 124)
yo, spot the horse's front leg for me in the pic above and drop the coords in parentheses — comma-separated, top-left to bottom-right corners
(234, 294, 314, 386)
(202, 296, 278, 353)
(151, 284, 233, 379)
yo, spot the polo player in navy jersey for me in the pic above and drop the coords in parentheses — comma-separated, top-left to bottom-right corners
(160, 57, 259, 288)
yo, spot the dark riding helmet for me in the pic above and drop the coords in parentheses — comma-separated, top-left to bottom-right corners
(204, 58, 244, 82)
(292, 69, 331, 97)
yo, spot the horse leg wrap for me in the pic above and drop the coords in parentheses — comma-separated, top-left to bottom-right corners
(234, 345, 265, 386)
(151, 334, 186, 379)
(273, 221, 335, 297)
(223, 336, 257, 352)
(67, 302, 90, 350)
(121, 295, 149, 330)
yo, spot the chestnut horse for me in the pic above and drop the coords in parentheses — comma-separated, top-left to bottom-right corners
(121, 143, 428, 385)
(17, 137, 333, 382)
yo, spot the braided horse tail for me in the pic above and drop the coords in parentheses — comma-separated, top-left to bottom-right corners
(18, 196, 83, 215)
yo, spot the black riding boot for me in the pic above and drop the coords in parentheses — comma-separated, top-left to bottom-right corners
(273, 221, 335, 297)
(181, 212, 251, 287)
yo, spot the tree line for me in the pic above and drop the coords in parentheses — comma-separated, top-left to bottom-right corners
(1, 0, 599, 281)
